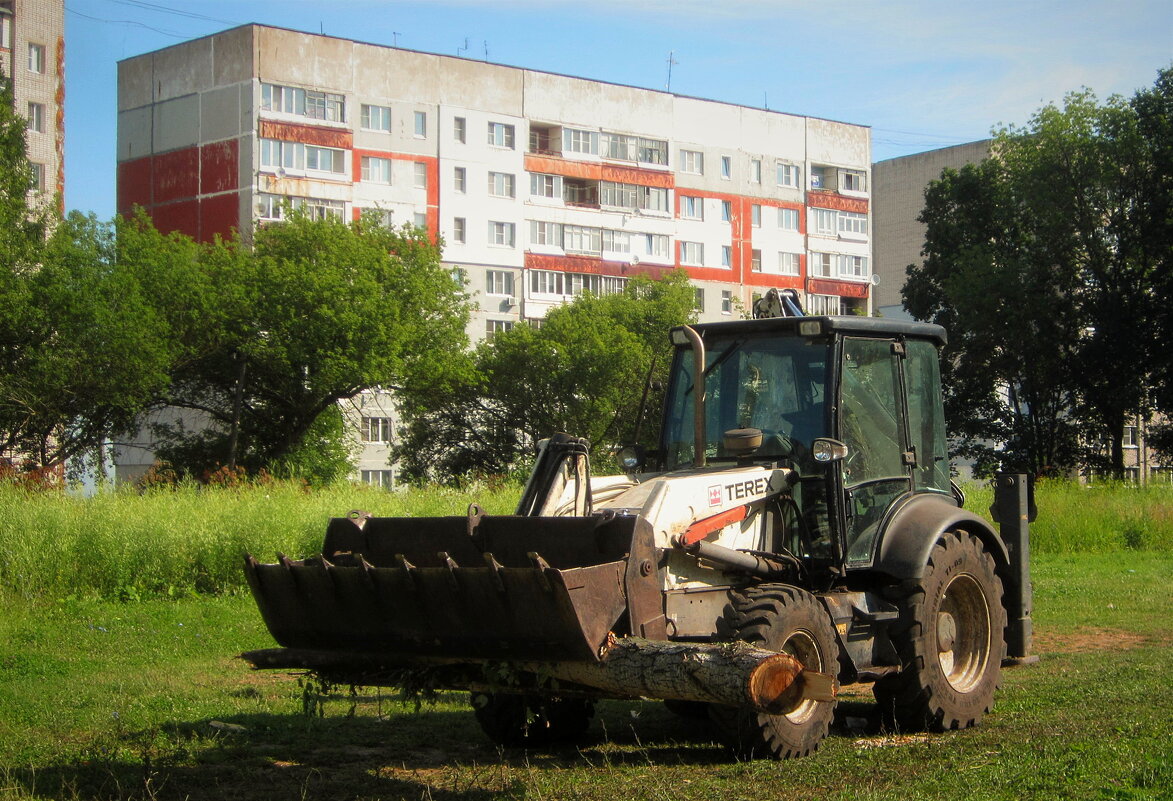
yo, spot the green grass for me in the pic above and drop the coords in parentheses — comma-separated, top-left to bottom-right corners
(0, 552, 1168, 800)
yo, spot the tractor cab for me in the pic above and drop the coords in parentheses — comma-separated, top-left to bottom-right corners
(659, 315, 952, 575)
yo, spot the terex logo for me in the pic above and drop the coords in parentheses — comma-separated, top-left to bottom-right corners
(708, 485, 723, 506)
(725, 476, 773, 502)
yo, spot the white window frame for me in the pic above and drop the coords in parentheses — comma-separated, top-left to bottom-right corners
(839, 254, 869, 279)
(413, 111, 427, 137)
(681, 195, 704, 220)
(487, 121, 516, 149)
(360, 470, 394, 489)
(30, 162, 45, 191)
(563, 225, 602, 256)
(453, 116, 466, 143)
(812, 208, 837, 236)
(486, 319, 514, 340)
(26, 102, 44, 134)
(361, 416, 394, 443)
(452, 217, 467, 244)
(530, 220, 562, 247)
(486, 270, 514, 296)
(838, 211, 869, 238)
(644, 233, 670, 260)
(778, 252, 801, 276)
(778, 207, 799, 231)
(28, 43, 45, 74)
(721, 246, 732, 268)
(360, 156, 392, 183)
(563, 128, 599, 155)
(680, 149, 704, 174)
(721, 290, 733, 315)
(454, 166, 467, 193)
(720, 155, 732, 180)
(751, 158, 762, 184)
(679, 241, 704, 266)
(360, 104, 391, 132)
(488, 171, 516, 198)
(751, 204, 762, 228)
(750, 249, 762, 272)
(413, 162, 428, 189)
(841, 169, 867, 193)
(776, 162, 800, 188)
(305, 144, 346, 175)
(530, 173, 562, 199)
(810, 252, 835, 278)
(1123, 426, 1139, 448)
(489, 221, 516, 247)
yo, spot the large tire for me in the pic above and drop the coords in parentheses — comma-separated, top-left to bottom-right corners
(875, 530, 1005, 731)
(708, 584, 839, 759)
(469, 692, 594, 747)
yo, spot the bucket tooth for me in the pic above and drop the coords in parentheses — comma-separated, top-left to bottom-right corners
(439, 551, 461, 591)
(527, 551, 555, 593)
(483, 552, 507, 594)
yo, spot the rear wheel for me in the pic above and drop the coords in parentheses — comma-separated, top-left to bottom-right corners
(875, 530, 1005, 731)
(470, 692, 594, 747)
(708, 584, 839, 759)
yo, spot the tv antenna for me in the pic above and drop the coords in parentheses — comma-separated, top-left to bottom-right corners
(458, 37, 469, 57)
(665, 51, 678, 91)
(391, 32, 401, 47)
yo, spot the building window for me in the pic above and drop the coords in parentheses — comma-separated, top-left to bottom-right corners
(839, 255, 869, 279)
(0, 15, 11, 49)
(807, 294, 841, 315)
(488, 171, 516, 198)
(306, 145, 345, 173)
(452, 217, 466, 243)
(414, 111, 427, 137)
(721, 156, 732, 179)
(810, 165, 827, 189)
(453, 116, 466, 143)
(487, 270, 514, 296)
(679, 241, 704, 266)
(454, 166, 467, 192)
(413, 212, 427, 229)
(810, 252, 834, 278)
(599, 132, 668, 165)
(812, 208, 837, 236)
(839, 211, 869, 237)
(1123, 426, 1138, 448)
(644, 233, 670, 259)
(563, 225, 602, 255)
(30, 162, 44, 191)
(488, 122, 516, 149)
(842, 170, 867, 192)
(27, 103, 44, 134)
(721, 290, 732, 315)
(694, 288, 705, 312)
(602, 229, 630, 254)
(256, 193, 344, 222)
(261, 83, 345, 122)
(361, 416, 394, 442)
(530, 220, 562, 246)
(681, 196, 704, 220)
(600, 181, 669, 213)
(413, 162, 428, 189)
(750, 158, 762, 184)
(530, 270, 563, 296)
(360, 470, 394, 489)
(490, 221, 516, 247)
(28, 43, 45, 74)
(360, 104, 391, 131)
(563, 128, 599, 155)
(486, 319, 514, 340)
(530, 173, 562, 199)
(778, 207, 799, 231)
(776, 162, 800, 188)
(360, 156, 392, 183)
(720, 201, 732, 222)
(750, 249, 762, 272)
(680, 149, 704, 174)
(721, 246, 732, 268)
(778, 252, 801, 275)
(751, 204, 762, 227)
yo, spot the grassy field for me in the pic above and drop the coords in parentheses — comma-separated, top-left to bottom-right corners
(1, 481, 1171, 800)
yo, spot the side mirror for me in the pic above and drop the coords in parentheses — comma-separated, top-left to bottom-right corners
(811, 438, 849, 463)
(616, 444, 646, 473)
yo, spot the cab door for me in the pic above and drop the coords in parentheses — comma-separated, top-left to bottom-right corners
(838, 337, 911, 566)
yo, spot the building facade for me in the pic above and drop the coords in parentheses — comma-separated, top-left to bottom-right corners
(0, 0, 63, 205)
(115, 24, 875, 485)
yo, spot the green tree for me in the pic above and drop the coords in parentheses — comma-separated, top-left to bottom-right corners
(905, 67, 1173, 477)
(155, 210, 471, 481)
(395, 271, 696, 484)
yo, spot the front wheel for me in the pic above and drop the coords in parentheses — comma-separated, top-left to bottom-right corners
(874, 530, 1005, 731)
(708, 584, 839, 759)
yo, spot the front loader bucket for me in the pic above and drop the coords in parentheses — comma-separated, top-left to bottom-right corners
(245, 512, 662, 663)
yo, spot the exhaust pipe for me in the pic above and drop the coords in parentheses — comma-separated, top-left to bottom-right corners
(681, 325, 706, 468)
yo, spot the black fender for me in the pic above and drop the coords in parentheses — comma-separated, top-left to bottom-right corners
(873, 492, 1008, 581)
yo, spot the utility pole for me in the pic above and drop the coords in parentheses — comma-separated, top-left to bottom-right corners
(665, 51, 678, 92)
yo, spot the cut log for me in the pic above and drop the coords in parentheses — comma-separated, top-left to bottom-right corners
(241, 636, 838, 715)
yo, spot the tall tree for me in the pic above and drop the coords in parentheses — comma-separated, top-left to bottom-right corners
(154, 210, 471, 480)
(904, 68, 1173, 477)
(395, 271, 696, 484)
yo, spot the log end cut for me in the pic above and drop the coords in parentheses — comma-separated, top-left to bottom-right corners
(747, 653, 839, 715)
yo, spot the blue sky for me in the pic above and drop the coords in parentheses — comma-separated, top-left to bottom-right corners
(64, 0, 1172, 219)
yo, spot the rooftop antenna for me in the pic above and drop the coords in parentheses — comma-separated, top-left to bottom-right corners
(763, 91, 768, 110)
(458, 37, 469, 57)
(392, 31, 401, 47)
(665, 51, 678, 92)
(483, 40, 489, 61)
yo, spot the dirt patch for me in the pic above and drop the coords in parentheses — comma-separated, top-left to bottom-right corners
(853, 734, 930, 750)
(1032, 627, 1147, 654)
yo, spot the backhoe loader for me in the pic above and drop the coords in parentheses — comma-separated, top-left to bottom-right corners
(244, 294, 1034, 759)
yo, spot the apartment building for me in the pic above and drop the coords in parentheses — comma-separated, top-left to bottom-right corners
(115, 24, 875, 485)
(0, 0, 63, 205)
